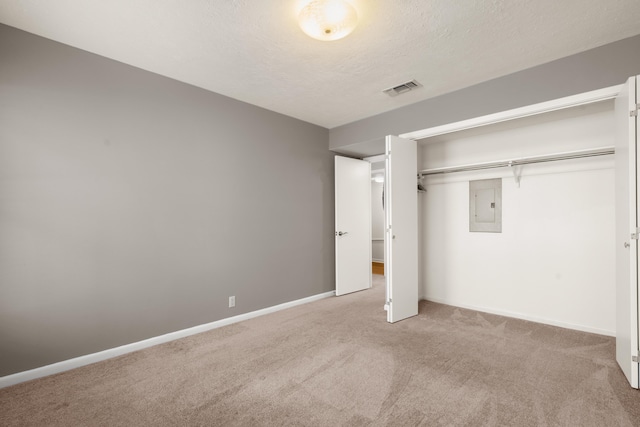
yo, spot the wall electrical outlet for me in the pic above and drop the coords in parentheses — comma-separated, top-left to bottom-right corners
(229, 296, 235, 308)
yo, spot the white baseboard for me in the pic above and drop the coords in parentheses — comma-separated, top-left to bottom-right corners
(0, 290, 336, 389)
(422, 295, 615, 337)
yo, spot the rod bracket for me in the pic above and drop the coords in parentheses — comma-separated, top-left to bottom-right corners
(509, 162, 522, 187)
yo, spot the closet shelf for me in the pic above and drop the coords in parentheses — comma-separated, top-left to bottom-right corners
(418, 146, 615, 176)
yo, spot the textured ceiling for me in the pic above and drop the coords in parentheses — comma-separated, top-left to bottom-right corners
(1, 0, 639, 128)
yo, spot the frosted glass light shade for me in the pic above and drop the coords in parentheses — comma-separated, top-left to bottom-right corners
(298, 0, 358, 41)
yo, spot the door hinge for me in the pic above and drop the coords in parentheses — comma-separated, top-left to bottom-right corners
(631, 228, 640, 240)
(632, 355, 639, 363)
(632, 104, 640, 117)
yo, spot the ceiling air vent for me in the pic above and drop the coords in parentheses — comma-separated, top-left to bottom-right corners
(383, 80, 422, 97)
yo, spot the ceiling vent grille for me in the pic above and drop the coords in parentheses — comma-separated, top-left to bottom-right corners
(383, 80, 422, 97)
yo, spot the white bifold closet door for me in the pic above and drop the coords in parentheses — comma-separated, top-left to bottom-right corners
(334, 156, 371, 296)
(384, 135, 418, 323)
(615, 75, 639, 389)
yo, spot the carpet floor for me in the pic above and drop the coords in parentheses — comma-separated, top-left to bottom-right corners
(1, 275, 639, 426)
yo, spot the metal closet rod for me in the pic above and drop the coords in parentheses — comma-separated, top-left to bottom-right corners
(418, 146, 615, 177)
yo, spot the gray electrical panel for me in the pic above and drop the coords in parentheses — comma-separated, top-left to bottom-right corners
(469, 178, 502, 233)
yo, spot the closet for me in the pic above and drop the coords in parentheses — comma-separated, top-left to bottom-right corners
(415, 99, 616, 335)
(406, 77, 638, 389)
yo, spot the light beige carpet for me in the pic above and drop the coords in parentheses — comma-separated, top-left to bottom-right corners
(1, 275, 639, 426)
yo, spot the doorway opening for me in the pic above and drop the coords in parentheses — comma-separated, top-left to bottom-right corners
(370, 161, 385, 277)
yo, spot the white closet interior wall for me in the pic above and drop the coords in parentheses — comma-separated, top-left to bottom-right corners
(418, 100, 616, 335)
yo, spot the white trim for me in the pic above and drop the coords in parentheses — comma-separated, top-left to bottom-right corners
(0, 290, 335, 389)
(423, 296, 614, 337)
(400, 85, 622, 141)
(372, 258, 384, 263)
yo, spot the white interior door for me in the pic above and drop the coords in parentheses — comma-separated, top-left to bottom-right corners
(335, 156, 371, 296)
(384, 135, 418, 323)
(615, 75, 639, 389)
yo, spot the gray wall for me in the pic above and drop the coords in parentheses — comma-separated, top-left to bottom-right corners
(330, 34, 640, 151)
(0, 24, 334, 376)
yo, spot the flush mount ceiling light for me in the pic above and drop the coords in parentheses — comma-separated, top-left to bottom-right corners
(298, 0, 358, 41)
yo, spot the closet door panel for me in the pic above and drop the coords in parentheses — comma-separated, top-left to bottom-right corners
(615, 75, 639, 389)
(385, 135, 418, 323)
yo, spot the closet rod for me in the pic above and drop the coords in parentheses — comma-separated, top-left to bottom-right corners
(418, 146, 615, 176)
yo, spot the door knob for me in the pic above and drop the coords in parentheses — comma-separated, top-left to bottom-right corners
(337, 231, 349, 236)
